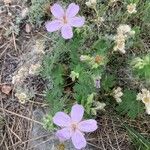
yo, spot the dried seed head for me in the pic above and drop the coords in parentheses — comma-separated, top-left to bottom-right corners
(127, 3, 137, 14)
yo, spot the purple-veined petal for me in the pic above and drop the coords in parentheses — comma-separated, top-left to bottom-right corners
(53, 112, 71, 127)
(45, 20, 62, 32)
(61, 24, 73, 39)
(56, 128, 71, 141)
(71, 130, 86, 149)
(66, 3, 79, 18)
(69, 17, 85, 27)
(51, 4, 64, 19)
(78, 119, 98, 133)
(71, 104, 84, 122)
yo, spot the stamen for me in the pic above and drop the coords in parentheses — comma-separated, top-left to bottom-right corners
(71, 123, 77, 132)
(95, 55, 103, 64)
(63, 15, 68, 24)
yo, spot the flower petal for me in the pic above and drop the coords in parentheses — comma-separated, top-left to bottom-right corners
(70, 17, 85, 27)
(145, 102, 150, 115)
(71, 104, 84, 122)
(45, 20, 62, 32)
(71, 130, 86, 149)
(61, 25, 73, 39)
(51, 4, 64, 19)
(53, 112, 71, 127)
(56, 128, 71, 141)
(66, 3, 79, 18)
(78, 119, 98, 132)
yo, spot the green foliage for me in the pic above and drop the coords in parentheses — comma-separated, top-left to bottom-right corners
(116, 90, 144, 119)
(5, 25, 20, 37)
(41, 39, 66, 80)
(73, 71, 95, 105)
(131, 54, 150, 83)
(40, 39, 68, 114)
(85, 93, 96, 115)
(29, 0, 51, 25)
(69, 35, 96, 109)
(40, 34, 86, 115)
(140, 1, 150, 25)
(45, 89, 64, 116)
(43, 114, 54, 131)
(124, 124, 150, 150)
(101, 74, 116, 92)
(43, 63, 65, 115)
(41, 32, 111, 116)
(38, 0, 149, 124)
(92, 38, 110, 55)
(71, 38, 110, 114)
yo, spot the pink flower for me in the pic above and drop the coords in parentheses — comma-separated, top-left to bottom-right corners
(45, 3, 85, 39)
(53, 104, 98, 149)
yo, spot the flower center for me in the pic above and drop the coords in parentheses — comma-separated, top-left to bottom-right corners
(63, 15, 68, 24)
(95, 55, 103, 64)
(143, 97, 150, 103)
(129, 5, 135, 10)
(71, 123, 78, 132)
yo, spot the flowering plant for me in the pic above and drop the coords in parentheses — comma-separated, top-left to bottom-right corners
(45, 3, 85, 39)
(37, 1, 150, 149)
(137, 89, 150, 115)
(53, 104, 98, 149)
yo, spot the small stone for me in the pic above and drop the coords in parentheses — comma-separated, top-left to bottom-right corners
(4, 0, 11, 5)
(21, 8, 29, 18)
(25, 24, 31, 33)
(1, 85, 12, 95)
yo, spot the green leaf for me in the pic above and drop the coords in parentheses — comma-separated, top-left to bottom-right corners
(116, 90, 144, 119)
(29, 0, 51, 25)
(101, 74, 116, 92)
(45, 89, 64, 116)
(87, 93, 95, 105)
(92, 39, 110, 55)
(52, 65, 64, 86)
(131, 54, 150, 83)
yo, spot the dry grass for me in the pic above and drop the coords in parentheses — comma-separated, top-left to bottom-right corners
(89, 111, 150, 150)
